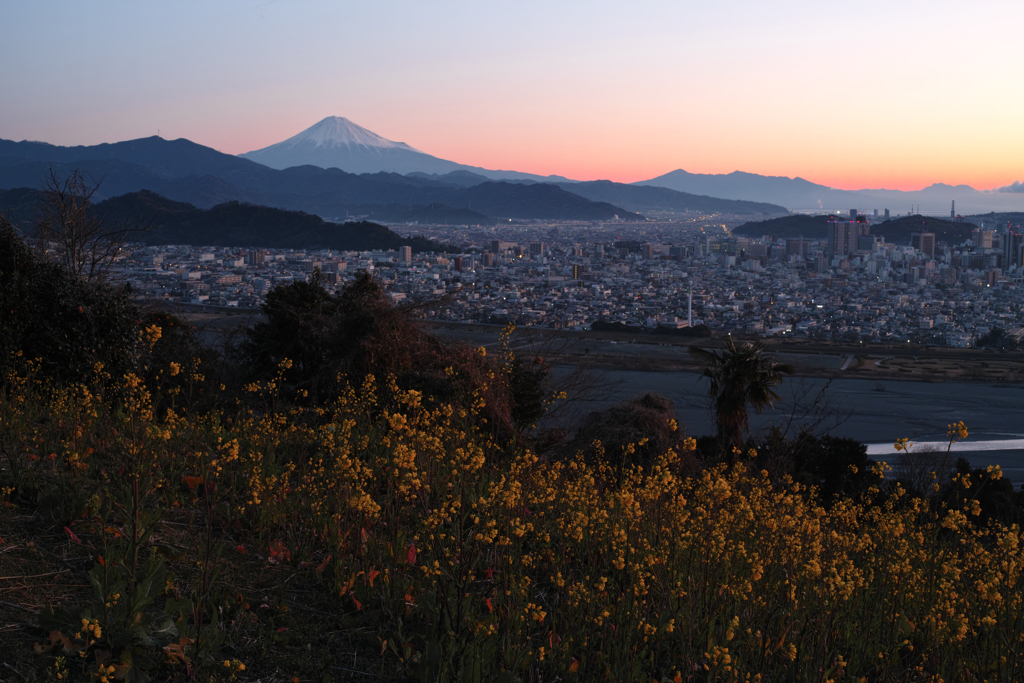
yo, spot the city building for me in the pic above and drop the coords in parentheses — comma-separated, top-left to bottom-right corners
(828, 220, 869, 258)
(911, 232, 936, 259)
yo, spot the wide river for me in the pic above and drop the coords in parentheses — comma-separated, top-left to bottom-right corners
(551, 368, 1024, 486)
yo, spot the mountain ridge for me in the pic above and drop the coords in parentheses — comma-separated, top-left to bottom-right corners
(0, 136, 644, 222)
(638, 168, 1024, 215)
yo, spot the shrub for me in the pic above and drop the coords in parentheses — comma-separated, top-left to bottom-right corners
(0, 220, 139, 384)
(566, 393, 699, 474)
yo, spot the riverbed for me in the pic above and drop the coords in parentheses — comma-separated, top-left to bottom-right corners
(550, 368, 1024, 485)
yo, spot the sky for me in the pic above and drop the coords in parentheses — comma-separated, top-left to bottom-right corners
(1, 0, 1022, 190)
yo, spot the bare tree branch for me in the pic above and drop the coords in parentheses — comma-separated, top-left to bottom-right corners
(33, 168, 147, 283)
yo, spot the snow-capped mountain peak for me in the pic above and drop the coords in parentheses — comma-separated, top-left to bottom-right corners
(277, 116, 421, 153)
(240, 116, 572, 181)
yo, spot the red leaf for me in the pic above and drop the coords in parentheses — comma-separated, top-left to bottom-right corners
(406, 543, 417, 565)
(64, 526, 82, 544)
(268, 539, 290, 563)
(486, 598, 493, 614)
(351, 594, 362, 611)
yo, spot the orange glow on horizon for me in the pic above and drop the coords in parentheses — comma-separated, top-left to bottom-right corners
(207, 121, 1021, 194)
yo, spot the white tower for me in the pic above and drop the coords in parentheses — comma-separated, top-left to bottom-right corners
(687, 282, 693, 328)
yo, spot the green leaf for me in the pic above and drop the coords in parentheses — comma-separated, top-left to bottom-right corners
(150, 542, 185, 560)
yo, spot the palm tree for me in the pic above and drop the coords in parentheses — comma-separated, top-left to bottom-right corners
(689, 337, 793, 461)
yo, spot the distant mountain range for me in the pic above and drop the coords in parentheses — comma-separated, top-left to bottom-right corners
(243, 117, 1023, 215)
(407, 170, 785, 215)
(0, 135, 646, 222)
(0, 132, 785, 222)
(6, 116, 1019, 222)
(551, 180, 784, 216)
(637, 169, 1024, 215)
(732, 213, 977, 245)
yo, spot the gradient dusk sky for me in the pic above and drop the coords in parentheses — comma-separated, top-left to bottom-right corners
(2, 1, 1021, 190)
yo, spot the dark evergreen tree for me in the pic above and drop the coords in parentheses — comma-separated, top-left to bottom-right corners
(0, 218, 139, 384)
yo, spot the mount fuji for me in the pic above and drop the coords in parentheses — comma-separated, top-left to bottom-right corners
(240, 117, 575, 183)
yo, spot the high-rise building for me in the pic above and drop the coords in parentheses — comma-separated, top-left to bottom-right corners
(641, 243, 654, 259)
(884, 209, 890, 220)
(911, 232, 936, 259)
(972, 228, 994, 249)
(529, 242, 545, 257)
(786, 239, 809, 259)
(828, 221, 868, 257)
(1005, 230, 1023, 269)
(398, 245, 412, 265)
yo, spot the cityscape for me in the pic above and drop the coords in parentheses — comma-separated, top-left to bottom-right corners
(116, 209, 1024, 349)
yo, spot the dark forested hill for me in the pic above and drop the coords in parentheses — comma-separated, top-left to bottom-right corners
(351, 203, 495, 226)
(869, 216, 976, 245)
(731, 214, 839, 239)
(732, 213, 977, 245)
(0, 187, 46, 231)
(455, 182, 643, 220)
(93, 191, 451, 252)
